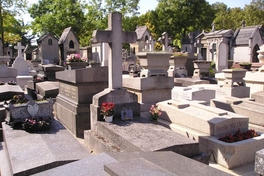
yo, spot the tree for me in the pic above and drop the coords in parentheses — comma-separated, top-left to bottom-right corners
(28, 0, 86, 43)
(0, 0, 27, 54)
(155, 0, 215, 47)
(212, 2, 244, 30)
(104, 0, 140, 16)
(243, 0, 264, 26)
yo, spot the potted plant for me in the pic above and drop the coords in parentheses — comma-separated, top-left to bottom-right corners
(239, 62, 252, 71)
(149, 104, 162, 121)
(0, 81, 5, 85)
(219, 129, 259, 143)
(89, 60, 101, 67)
(100, 102, 115, 122)
(66, 54, 88, 70)
(22, 116, 52, 132)
(7, 80, 16, 85)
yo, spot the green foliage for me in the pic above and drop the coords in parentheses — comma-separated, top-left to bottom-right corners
(104, 0, 140, 16)
(28, 0, 86, 43)
(155, 0, 215, 43)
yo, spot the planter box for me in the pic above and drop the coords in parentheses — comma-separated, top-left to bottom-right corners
(67, 62, 88, 70)
(5, 99, 54, 125)
(199, 134, 264, 169)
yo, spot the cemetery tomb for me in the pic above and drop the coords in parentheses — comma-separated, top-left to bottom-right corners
(0, 56, 17, 82)
(90, 12, 140, 129)
(55, 66, 108, 138)
(12, 42, 33, 89)
(157, 99, 264, 169)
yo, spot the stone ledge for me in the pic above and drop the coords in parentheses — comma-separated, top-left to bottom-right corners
(2, 120, 90, 175)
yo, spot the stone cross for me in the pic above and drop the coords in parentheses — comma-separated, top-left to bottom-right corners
(14, 42, 25, 58)
(92, 12, 137, 89)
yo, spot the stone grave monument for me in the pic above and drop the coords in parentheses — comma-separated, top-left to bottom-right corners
(89, 12, 140, 130)
(12, 42, 33, 89)
(55, 67, 108, 138)
(0, 56, 17, 82)
(123, 52, 174, 117)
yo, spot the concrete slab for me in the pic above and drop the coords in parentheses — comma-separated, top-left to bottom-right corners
(2, 119, 90, 175)
(86, 117, 199, 157)
(107, 151, 232, 176)
(33, 153, 118, 176)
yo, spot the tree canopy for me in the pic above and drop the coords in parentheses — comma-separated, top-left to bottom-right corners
(2, 0, 263, 50)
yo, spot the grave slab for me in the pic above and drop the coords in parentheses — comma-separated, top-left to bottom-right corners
(35, 81, 59, 99)
(107, 151, 232, 176)
(172, 86, 215, 104)
(2, 120, 90, 176)
(157, 99, 249, 137)
(32, 153, 118, 176)
(85, 117, 199, 157)
(211, 97, 264, 126)
(0, 84, 24, 101)
(174, 77, 210, 86)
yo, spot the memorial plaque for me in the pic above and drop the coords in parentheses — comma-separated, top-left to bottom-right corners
(121, 110, 133, 120)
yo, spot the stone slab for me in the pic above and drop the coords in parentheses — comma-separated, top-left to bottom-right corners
(174, 77, 210, 87)
(199, 134, 264, 169)
(2, 120, 90, 176)
(33, 153, 118, 176)
(252, 91, 264, 104)
(172, 86, 215, 104)
(104, 157, 175, 176)
(255, 148, 264, 175)
(35, 81, 59, 98)
(211, 97, 264, 126)
(87, 117, 199, 157)
(56, 66, 108, 83)
(107, 151, 232, 176)
(0, 84, 24, 101)
(157, 99, 249, 137)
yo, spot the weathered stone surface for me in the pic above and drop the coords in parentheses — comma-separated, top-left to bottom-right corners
(2, 120, 90, 176)
(86, 117, 199, 157)
(36, 81, 59, 99)
(0, 85, 24, 101)
(252, 91, 264, 104)
(157, 99, 249, 137)
(255, 148, 264, 175)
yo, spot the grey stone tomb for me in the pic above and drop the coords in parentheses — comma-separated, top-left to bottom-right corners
(90, 12, 140, 129)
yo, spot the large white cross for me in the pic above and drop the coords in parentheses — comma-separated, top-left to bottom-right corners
(92, 12, 137, 89)
(14, 42, 25, 58)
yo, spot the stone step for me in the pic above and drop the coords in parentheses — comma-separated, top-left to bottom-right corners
(85, 117, 200, 157)
(32, 151, 231, 176)
(106, 151, 232, 176)
(2, 120, 91, 176)
(32, 153, 118, 176)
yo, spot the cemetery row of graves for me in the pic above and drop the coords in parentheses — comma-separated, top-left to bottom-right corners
(1, 12, 264, 175)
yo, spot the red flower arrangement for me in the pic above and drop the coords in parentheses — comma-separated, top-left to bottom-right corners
(149, 105, 162, 120)
(100, 102, 115, 116)
(219, 129, 260, 143)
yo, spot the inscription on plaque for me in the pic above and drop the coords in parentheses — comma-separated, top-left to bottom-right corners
(60, 83, 78, 101)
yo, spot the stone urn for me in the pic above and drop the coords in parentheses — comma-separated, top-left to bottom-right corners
(137, 52, 172, 77)
(168, 56, 188, 77)
(66, 62, 88, 70)
(257, 47, 264, 72)
(193, 60, 211, 70)
(222, 69, 247, 87)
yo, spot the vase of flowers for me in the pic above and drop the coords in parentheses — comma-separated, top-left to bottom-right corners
(22, 117, 52, 132)
(100, 102, 115, 123)
(149, 105, 162, 121)
(66, 54, 88, 70)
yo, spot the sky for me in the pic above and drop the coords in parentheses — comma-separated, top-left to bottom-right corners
(138, 0, 252, 14)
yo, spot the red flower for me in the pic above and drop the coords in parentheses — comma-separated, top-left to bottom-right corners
(100, 102, 115, 116)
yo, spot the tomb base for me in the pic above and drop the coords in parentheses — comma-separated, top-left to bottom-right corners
(199, 134, 264, 169)
(17, 75, 33, 90)
(55, 95, 90, 138)
(90, 88, 140, 130)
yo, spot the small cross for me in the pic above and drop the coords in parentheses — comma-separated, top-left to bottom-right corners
(14, 42, 25, 58)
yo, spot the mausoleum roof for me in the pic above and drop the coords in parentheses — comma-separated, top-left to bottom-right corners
(37, 32, 58, 43)
(58, 27, 79, 45)
(135, 26, 149, 40)
(233, 25, 264, 46)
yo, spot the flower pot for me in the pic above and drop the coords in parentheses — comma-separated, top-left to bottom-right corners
(104, 115, 113, 123)
(66, 62, 88, 70)
(239, 63, 251, 71)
